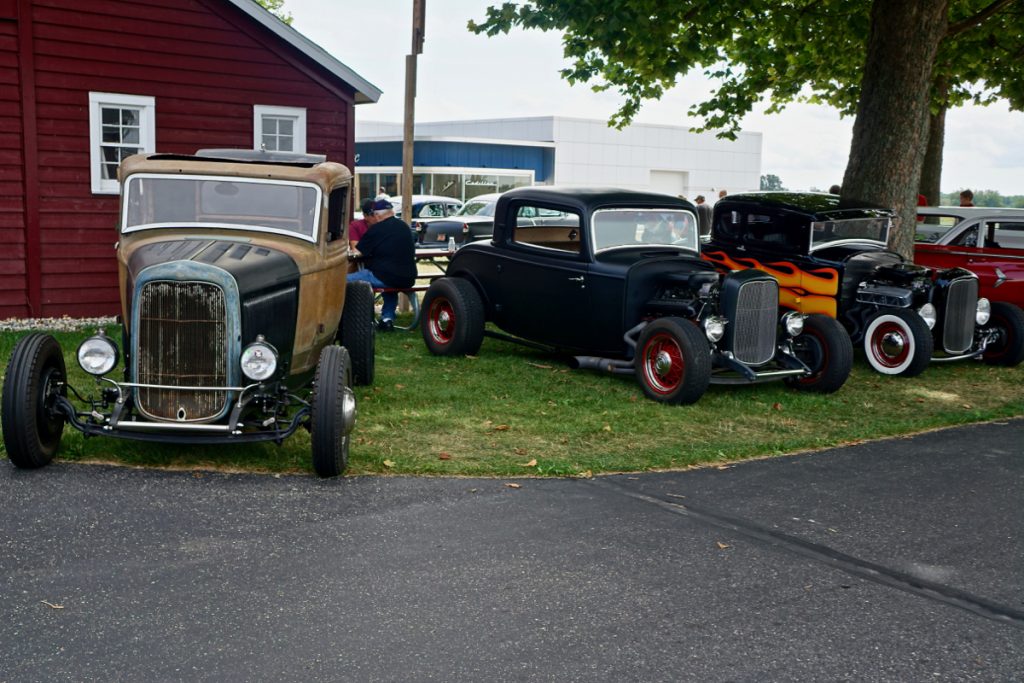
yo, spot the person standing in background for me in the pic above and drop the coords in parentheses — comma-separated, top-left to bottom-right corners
(718, 189, 728, 201)
(694, 195, 713, 237)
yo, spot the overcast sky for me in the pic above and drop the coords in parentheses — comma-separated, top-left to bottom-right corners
(286, 0, 1023, 195)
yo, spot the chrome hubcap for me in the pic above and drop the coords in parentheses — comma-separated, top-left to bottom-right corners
(436, 309, 452, 334)
(881, 331, 905, 358)
(654, 350, 673, 377)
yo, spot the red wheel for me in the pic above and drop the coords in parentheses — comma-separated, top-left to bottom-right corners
(633, 317, 710, 404)
(640, 332, 685, 395)
(420, 277, 484, 356)
(426, 297, 456, 346)
(862, 310, 932, 377)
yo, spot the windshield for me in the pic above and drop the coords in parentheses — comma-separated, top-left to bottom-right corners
(122, 174, 322, 241)
(810, 217, 890, 250)
(592, 208, 699, 253)
(458, 200, 495, 217)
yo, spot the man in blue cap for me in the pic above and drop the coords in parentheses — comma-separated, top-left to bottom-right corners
(347, 198, 417, 331)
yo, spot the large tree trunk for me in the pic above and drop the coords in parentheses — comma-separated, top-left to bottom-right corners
(919, 77, 949, 207)
(840, 0, 949, 259)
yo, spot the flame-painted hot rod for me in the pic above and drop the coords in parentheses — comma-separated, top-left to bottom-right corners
(419, 186, 853, 404)
(702, 192, 1024, 377)
(1, 151, 376, 477)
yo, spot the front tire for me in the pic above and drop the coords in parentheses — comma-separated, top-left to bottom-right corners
(2, 333, 67, 469)
(981, 301, 1024, 367)
(310, 345, 356, 477)
(863, 309, 933, 377)
(785, 314, 853, 393)
(634, 317, 711, 404)
(420, 277, 485, 356)
(339, 281, 375, 386)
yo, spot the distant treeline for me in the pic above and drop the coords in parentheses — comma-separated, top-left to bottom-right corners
(940, 190, 1024, 208)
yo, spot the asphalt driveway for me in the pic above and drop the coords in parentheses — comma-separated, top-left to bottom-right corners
(2, 419, 1022, 681)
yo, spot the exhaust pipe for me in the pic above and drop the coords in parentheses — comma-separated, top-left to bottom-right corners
(569, 356, 635, 375)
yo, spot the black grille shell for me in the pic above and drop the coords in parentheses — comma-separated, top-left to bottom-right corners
(722, 272, 779, 366)
(942, 277, 977, 354)
(136, 281, 229, 421)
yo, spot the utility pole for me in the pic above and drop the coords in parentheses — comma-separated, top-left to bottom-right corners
(401, 0, 425, 224)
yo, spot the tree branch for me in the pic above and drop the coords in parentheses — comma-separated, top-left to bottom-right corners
(947, 0, 1017, 38)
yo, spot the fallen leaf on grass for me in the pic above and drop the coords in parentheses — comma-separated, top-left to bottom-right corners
(505, 482, 522, 489)
(394, 384, 405, 390)
(716, 542, 730, 550)
(438, 452, 452, 460)
(602, 424, 612, 432)
(962, 404, 972, 409)
(493, 424, 510, 432)
(520, 459, 538, 468)
(772, 402, 783, 411)
(513, 447, 528, 456)
(41, 600, 64, 609)
(527, 362, 553, 370)
(382, 459, 395, 468)
(915, 398, 926, 403)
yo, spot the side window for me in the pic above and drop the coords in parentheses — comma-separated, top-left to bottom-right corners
(951, 225, 978, 247)
(423, 203, 445, 218)
(510, 203, 582, 255)
(992, 222, 1024, 249)
(327, 186, 349, 245)
(715, 209, 743, 242)
(743, 212, 805, 250)
(88, 92, 156, 195)
(253, 105, 307, 153)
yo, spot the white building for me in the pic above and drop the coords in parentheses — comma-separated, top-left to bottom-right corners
(355, 116, 762, 204)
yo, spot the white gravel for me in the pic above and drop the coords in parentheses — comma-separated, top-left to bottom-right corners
(0, 316, 117, 332)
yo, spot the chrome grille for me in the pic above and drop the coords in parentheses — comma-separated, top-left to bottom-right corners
(942, 277, 977, 354)
(136, 281, 228, 421)
(732, 279, 778, 365)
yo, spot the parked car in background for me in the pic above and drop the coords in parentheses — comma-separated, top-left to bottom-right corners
(914, 206, 1024, 311)
(703, 192, 1024, 376)
(391, 194, 463, 222)
(413, 192, 501, 247)
(419, 187, 853, 404)
(1, 150, 375, 478)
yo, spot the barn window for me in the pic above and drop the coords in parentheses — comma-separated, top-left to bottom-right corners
(88, 92, 156, 195)
(253, 105, 307, 153)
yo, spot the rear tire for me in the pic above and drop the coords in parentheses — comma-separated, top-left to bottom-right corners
(634, 317, 710, 404)
(785, 314, 853, 393)
(339, 281, 375, 386)
(981, 301, 1024, 367)
(863, 309, 932, 377)
(2, 333, 67, 469)
(310, 345, 355, 477)
(420, 277, 485, 356)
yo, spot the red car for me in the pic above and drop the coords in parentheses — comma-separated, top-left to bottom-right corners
(915, 207, 1024, 309)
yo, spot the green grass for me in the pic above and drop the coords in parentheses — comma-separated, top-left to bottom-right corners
(2, 324, 1022, 476)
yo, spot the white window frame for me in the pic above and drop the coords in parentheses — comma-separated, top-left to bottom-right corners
(254, 105, 307, 153)
(88, 92, 156, 195)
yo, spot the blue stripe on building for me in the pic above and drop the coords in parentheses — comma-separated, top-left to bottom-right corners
(356, 141, 553, 182)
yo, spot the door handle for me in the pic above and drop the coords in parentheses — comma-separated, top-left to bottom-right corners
(567, 276, 585, 282)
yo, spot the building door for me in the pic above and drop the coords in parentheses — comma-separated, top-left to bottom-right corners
(649, 170, 689, 198)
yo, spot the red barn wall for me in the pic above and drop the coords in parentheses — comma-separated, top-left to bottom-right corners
(10, 0, 358, 318)
(1, 12, 28, 319)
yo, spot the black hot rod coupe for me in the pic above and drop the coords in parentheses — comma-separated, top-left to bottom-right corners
(702, 192, 1024, 377)
(418, 187, 853, 404)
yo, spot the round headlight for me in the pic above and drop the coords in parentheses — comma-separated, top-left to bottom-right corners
(704, 316, 727, 343)
(240, 339, 278, 381)
(917, 303, 937, 330)
(783, 312, 805, 337)
(976, 297, 991, 326)
(77, 334, 119, 376)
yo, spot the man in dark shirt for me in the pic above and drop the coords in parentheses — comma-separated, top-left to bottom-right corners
(694, 195, 713, 237)
(347, 199, 417, 331)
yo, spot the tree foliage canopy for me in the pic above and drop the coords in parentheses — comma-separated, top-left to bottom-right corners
(468, 1, 1023, 138)
(760, 174, 786, 191)
(255, 0, 292, 25)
